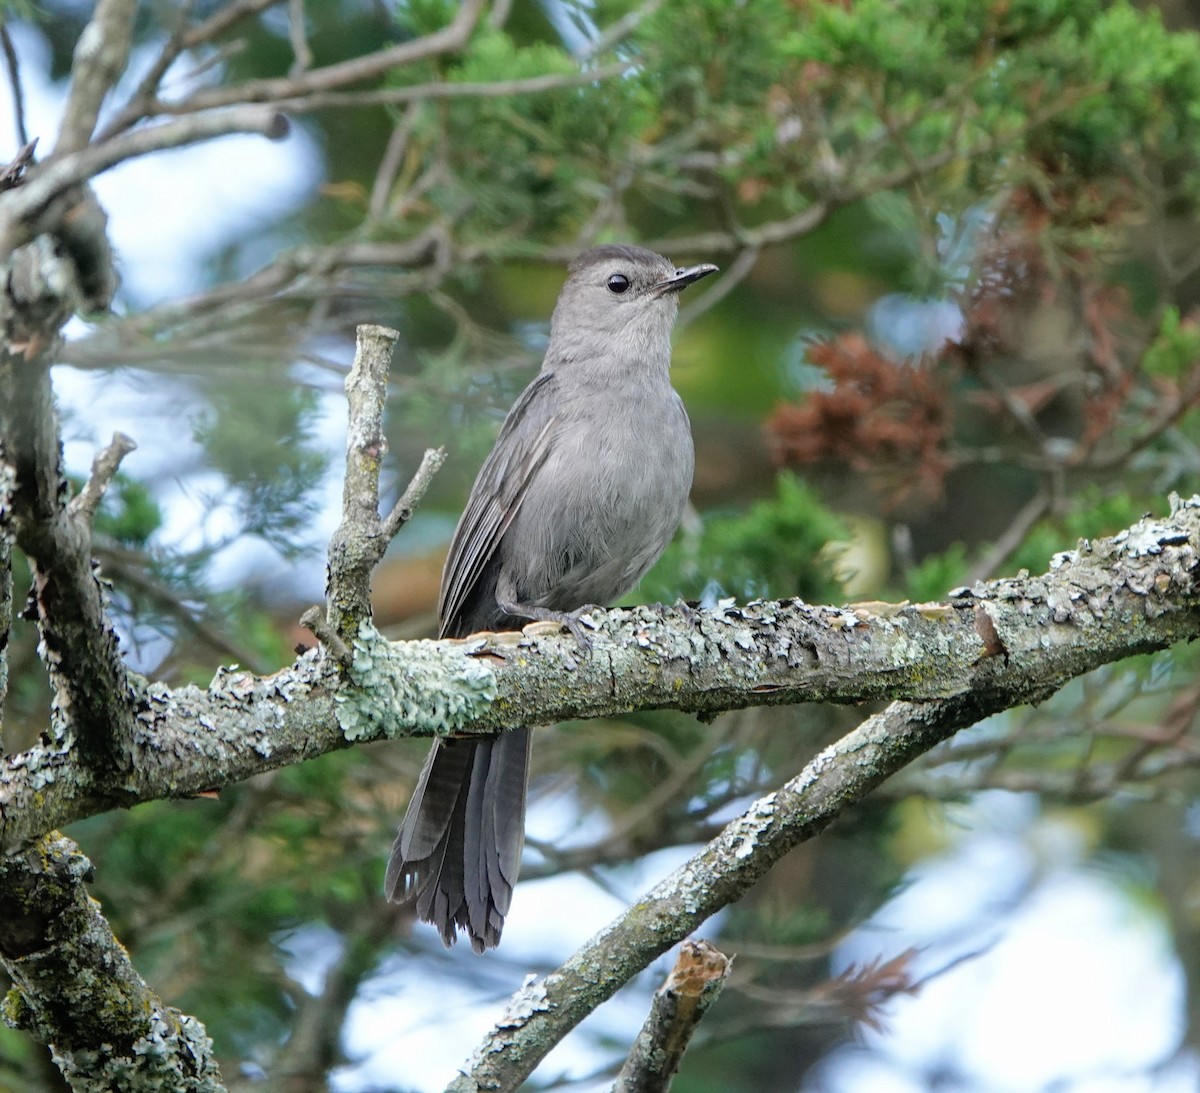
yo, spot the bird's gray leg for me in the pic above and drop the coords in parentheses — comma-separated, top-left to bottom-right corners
(495, 575, 601, 650)
(498, 600, 604, 650)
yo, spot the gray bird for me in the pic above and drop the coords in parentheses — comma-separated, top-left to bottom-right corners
(385, 244, 718, 951)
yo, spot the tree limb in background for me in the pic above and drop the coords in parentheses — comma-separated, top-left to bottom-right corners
(449, 695, 1002, 1092)
(161, 0, 487, 114)
(54, 0, 137, 155)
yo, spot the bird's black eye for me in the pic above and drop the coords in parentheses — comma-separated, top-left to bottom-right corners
(607, 273, 630, 294)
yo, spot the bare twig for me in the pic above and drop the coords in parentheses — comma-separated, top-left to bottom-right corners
(271, 898, 396, 1082)
(287, 0, 313, 75)
(93, 0, 199, 141)
(368, 103, 423, 220)
(54, 0, 138, 155)
(69, 431, 137, 524)
(0, 138, 36, 194)
(381, 446, 446, 540)
(615, 940, 732, 1093)
(961, 487, 1052, 586)
(180, 0, 281, 49)
(579, 0, 665, 60)
(163, 0, 486, 114)
(679, 245, 758, 327)
(94, 537, 273, 674)
(0, 22, 28, 147)
(116, 232, 443, 327)
(267, 61, 632, 114)
(299, 605, 352, 667)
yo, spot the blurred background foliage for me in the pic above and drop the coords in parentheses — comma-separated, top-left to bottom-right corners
(6, 0, 1200, 1089)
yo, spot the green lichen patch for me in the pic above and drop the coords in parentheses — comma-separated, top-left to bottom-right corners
(335, 621, 498, 742)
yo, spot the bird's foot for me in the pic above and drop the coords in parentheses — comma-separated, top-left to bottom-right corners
(500, 601, 603, 652)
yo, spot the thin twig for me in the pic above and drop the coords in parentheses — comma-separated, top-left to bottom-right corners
(579, 0, 665, 59)
(368, 102, 422, 221)
(961, 488, 1052, 586)
(93, 0, 198, 141)
(93, 537, 273, 674)
(255, 61, 632, 115)
(287, 0, 313, 75)
(0, 22, 28, 147)
(180, 0, 281, 49)
(299, 606, 353, 666)
(381, 447, 447, 540)
(161, 0, 486, 114)
(69, 431, 137, 523)
(679, 245, 757, 327)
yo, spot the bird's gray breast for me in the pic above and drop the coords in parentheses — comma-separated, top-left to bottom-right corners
(503, 379, 694, 610)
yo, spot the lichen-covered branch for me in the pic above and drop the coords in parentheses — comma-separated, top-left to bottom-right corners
(324, 324, 399, 634)
(321, 323, 444, 638)
(0, 238, 137, 778)
(5, 496, 1200, 852)
(0, 460, 12, 716)
(0, 834, 224, 1092)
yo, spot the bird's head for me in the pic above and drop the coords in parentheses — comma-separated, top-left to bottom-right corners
(547, 244, 718, 367)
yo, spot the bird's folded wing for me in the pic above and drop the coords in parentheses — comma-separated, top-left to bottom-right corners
(438, 370, 559, 635)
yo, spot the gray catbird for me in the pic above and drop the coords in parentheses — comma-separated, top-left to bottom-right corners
(385, 244, 718, 951)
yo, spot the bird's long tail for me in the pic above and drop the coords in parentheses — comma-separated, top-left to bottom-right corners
(386, 728, 531, 952)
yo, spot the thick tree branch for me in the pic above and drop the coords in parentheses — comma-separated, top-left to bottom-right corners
(0, 834, 224, 1091)
(4, 495, 1200, 852)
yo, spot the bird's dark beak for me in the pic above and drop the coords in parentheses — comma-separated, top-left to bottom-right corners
(654, 262, 719, 294)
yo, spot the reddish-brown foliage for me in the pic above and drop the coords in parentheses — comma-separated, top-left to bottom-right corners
(766, 333, 952, 507)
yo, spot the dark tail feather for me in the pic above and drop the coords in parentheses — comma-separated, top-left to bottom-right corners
(386, 728, 531, 952)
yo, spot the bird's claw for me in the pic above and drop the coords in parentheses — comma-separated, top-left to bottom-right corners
(562, 605, 605, 651)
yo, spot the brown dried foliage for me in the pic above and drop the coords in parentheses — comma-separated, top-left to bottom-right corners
(767, 333, 953, 508)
